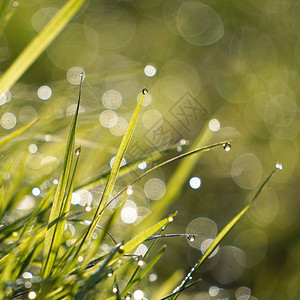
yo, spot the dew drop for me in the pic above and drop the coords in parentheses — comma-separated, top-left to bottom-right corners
(275, 162, 283, 170)
(125, 293, 132, 300)
(188, 234, 195, 242)
(138, 259, 145, 267)
(75, 147, 81, 155)
(189, 276, 193, 280)
(223, 142, 231, 152)
(142, 88, 148, 95)
(168, 216, 174, 222)
(112, 287, 118, 293)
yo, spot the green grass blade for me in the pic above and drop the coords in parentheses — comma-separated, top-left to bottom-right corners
(135, 125, 224, 233)
(118, 245, 166, 298)
(19, 186, 55, 239)
(0, 118, 37, 149)
(171, 166, 280, 299)
(72, 91, 146, 261)
(82, 212, 176, 278)
(42, 78, 82, 278)
(0, 0, 87, 95)
(0, 0, 12, 34)
(75, 147, 173, 191)
(102, 141, 229, 213)
(116, 212, 176, 260)
(75, 243, 123, 300)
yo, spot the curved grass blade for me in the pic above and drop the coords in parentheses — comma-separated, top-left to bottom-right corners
(0, 118, 37, 149)
(137, 125, 214, 232)
(42, 77, 83, 278)
(0, 0, 87, 95)
(75, 146, 176, 191)
(171, 165, 281, 299)
(102, 140, 229, 213)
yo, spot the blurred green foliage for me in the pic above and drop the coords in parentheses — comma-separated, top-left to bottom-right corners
(0, 0, 299, 299)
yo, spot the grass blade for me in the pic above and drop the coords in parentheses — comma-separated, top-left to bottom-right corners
(0, 118, 37, 149)
(102, 141, 229, 213)
(116, 245, 166, 299)
(75, 146, 175, 191)
(134, 124, 216, 233)
(71, 90, 146, 261)
(0, 0, 87, 95)
(171, 165, 281, 299)
(42, 77, 83, 278)
(75, 242, 123, 300)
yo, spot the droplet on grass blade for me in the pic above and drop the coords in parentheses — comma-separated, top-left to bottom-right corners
(142, 88, 148, 95)
(188, 234, 195, 242)
(275, 162, 283, 170)
(75, 147, 81, 155)
(223, 142, 231, 151)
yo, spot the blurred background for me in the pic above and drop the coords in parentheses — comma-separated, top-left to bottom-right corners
(0, 0, 299, 299)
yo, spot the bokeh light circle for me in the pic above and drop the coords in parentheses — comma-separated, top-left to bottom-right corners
(231, 153, 262, 190)
(1, 112, 17, 129)
(99, 110, 118, 128)
(102, 90, 122, 110)
(177, 2, 224, 46)
(186, 217, 218, 249)
(110, 117, 128, 136)
(67, 67, 86, 85)
(144, 178, 166, 200)
(37, 85, 52, 100)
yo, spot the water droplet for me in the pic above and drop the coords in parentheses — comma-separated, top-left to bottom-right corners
(107, 270, 113, 277)
(75, 147, 81, 155)
(80, 72, 84, 78)
(142, 88, 148, 95)
(28, 291, 37, 299)
(189, 276, 193, 280)
(188, 234, 195, 242)
(138, 259, 145, 267)
(275, 162, 283, 170)
(85, 205, 92, 212)
(125, 293, 132, 300)
(12, 2, 19, 8)
(112, 287, 118, 293)
(223, 142, 231, 152)
(168, 216, 174, 222)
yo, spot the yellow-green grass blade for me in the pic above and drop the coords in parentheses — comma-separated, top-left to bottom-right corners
(0, 0, 12, 34)
(0, 0, 87, 95)
(111, 245, 166, 299)
(78, 195, 127, 274)
(111, 212, 176, 265)
(81, 212, 176, 278)
(75, 243, 124, 299)
(42, 79, 82, 278)
(171, 167, 280, 299)
(19, 186, 55, 239)
(72, 91, 146, 261)
(152, 270, 185, 300)
(0, 118, 37, 149)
